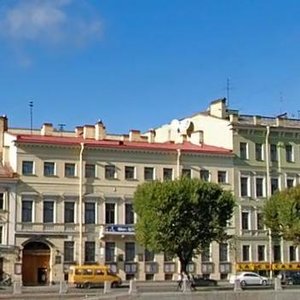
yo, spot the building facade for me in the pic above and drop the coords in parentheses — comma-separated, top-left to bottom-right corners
(154, 98, 300, 277)
(2, 98, 300, 285)
(0, 116, 234, 285)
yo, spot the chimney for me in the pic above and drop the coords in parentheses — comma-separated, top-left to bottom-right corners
(41, 123, 53, 136)
(75, 126, 83, 137)
(95, 121, 106, 140)
(0, 115, 8, 152)
(83, 125, 95, 139)
(190, 130, 204, 145)
(253, 116, 261, 125)
(147, 130, 156, 143)
(229, 114, 238, 123)
(276, 117, 286, 127)
(209, 98, 227, 119)
(129, 130, 141, 142)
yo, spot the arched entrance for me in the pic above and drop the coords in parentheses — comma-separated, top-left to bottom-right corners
(22, 241, 50, 286)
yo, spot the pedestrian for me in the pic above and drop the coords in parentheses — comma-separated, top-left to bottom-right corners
(177, 272, 183, 290)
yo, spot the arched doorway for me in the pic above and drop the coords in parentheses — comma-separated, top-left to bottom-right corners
(22, 241, 50, 286)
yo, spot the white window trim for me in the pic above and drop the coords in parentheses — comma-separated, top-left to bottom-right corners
(240, 175, 250, 198)
(255, 176, 265, 198)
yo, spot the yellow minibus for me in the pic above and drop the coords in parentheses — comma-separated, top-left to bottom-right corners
(68, 265, 122, 289)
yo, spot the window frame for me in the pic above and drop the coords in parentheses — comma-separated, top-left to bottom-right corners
(22, 161, 34, 175)
(65, 163, 76, 177)
(43, 200, 55, 223)
(85, 163, 96, 178)
(85, 202, 96, 224)
(240, 142, 248, 160)
(105, 165, 117, 180)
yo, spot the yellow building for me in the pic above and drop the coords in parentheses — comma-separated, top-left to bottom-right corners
(0, 116, 234, 285)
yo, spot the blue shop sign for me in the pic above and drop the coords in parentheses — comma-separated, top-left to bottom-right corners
(106, 225, 135, 233)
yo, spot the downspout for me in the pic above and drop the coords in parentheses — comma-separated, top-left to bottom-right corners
(265, 126, 272, 279)
(277, 142, 284, 264)
(176, 149, 181, 178)
(79, 142, 84, 266)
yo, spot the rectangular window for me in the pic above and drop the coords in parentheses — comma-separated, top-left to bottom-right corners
(201, 246, 210, 262)
(241, 212, 249, 230)
(240, 176, 249, 197)
(84, 241, 95, 263)
(219, 243, 228, 262)
(125, 242, 135, 262)
(257, 212, 264, 230)
(64, 241, 74, 262)
(43, 201, 54, 223)
(0, 226, 2, 244)
(65, 163, 76, 177)
(242, 245, 250, 261)
(200, 169, 210, 182)
(285, 144, 294, 162)
(256, 178, 264, 198)
(85, 202, 95, 224)
(125, 203, 134, 224)
(105, 242, 115, 262)
(0, 193, 3, 210)
(287, 178, 294, 189)
(289, 246, 297, 262)
(240, 142, 248, 159)
(105, 203, 115, 224)
(270, 144, 278, 162)
(257, 245, 265, 261)
(271, 178, 279, 195)
(85, 164, 96, 178)
(182, 168, 191, 178)
(105, 165, 116, 179)
(273, 245, 281, 262)
(22, 200, 33, 222)
(144, 167, 154, 181)
(145, 249, 155, 262)
(255, 143, 263, 161)
(125, 166, 135, 180)
(163, 168, 173, 181)
(218, 171, 227, 184)
(64, 202, 75, 223)
(44, 162, 55, 176)
(22, 161, 34, 175)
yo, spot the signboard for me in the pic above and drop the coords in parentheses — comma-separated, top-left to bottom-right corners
(106, 225, 135, 234)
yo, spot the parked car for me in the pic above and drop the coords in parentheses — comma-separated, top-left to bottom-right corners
(191, 275, 217, 286)
(280, 271, 300, 285)
(229, 272, 269, 287)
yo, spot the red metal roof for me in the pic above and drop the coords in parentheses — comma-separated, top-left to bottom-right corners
(14, 134, 232, 155)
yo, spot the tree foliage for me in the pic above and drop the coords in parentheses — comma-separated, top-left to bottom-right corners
(263, 185, 300, 243)
(133, 176, 235, 272)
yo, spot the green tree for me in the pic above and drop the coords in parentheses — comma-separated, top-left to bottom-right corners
(264, 185, 300, 243)
(133, 176, 235, 273)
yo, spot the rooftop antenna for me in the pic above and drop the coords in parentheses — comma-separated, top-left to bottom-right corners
(226, 78, 231, 107)
(29, 101, 33, 135)
(279, 92, 284, 114)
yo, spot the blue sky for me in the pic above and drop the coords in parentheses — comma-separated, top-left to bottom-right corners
(1, 0, 300, 134)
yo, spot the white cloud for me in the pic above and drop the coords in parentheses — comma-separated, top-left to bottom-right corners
(0, 0, 103, 47)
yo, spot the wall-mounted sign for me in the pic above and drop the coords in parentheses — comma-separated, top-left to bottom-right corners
(106, 225, 135, 234)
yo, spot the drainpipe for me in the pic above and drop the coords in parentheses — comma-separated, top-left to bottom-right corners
(176, 149, 181, 178)
(265, 126, 272, 280)
(277, 143, 284, 264)
(79, 142, 84, 266)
